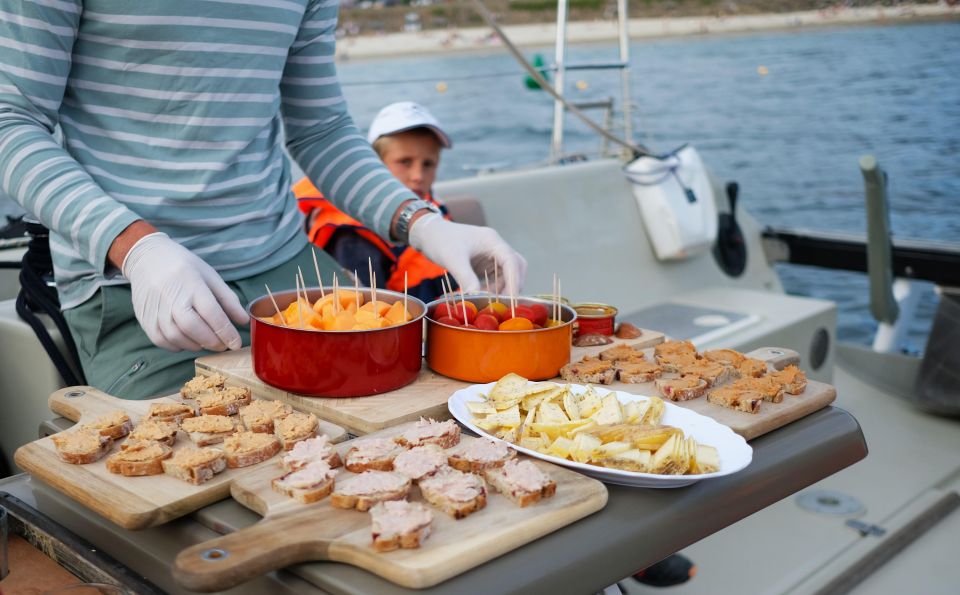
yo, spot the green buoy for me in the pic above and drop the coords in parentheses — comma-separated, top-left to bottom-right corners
(524, 53, 550, 90)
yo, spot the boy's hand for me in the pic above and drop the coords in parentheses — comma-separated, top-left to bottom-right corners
(408, 214, 527, 295)
(122, 232, 249, 352)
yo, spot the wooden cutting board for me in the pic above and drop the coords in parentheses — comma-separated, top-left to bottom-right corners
(173, 421, 609, 592)
(13, 386, 347, 530)
(195, 329, 667, 435)
(568, 345, 837, 441)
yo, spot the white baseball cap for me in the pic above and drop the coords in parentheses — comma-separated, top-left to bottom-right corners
(366, 101, 452, 148)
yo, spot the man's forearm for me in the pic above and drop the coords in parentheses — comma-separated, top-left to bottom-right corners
(107, 220, 158, 271)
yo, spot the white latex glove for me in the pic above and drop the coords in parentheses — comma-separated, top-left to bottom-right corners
(409, 214, 527, 295)
(122, 232, 249, 352)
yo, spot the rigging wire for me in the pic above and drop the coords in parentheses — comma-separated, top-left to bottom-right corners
(467, 0, 652, 158)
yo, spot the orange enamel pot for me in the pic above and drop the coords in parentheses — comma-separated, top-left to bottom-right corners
(425, 296, 576, 383)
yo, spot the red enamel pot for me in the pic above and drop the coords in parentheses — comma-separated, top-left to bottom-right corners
(249, 288, 426, 397)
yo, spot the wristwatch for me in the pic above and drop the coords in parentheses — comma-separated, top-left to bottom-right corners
(393, 199, 440, 244)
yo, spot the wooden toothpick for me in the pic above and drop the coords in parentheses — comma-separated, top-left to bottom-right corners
(312, 247, 325, 298)
(404, 270, 408, 317)
(294, 275, 304, 329)
(264, 284, 286, 327)
(354, 270, 361, 311)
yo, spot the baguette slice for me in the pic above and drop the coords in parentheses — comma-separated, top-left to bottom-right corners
(281, 435, 343, 473)
(707, 386, 764, 414)
(275, 412, 319, 451)
(82, 410, 133, 440)
(106, 440, 172, 476)
(370, 500, 433, 553)
(272, 460, 337, 504)
(181, 414, 238, 446)
(240, 399, 293, 433)
(223, 431, 282, 468)
(180, 373, 226, 400)
(344, 437, 406, 473)
(196, 387, 252, 416)
(162, 447, 226, 485)
(559, 358, 616, 385)
(419, 468, 487, 519)
(392, 444, 449, 481)
(447, 438, 516, 473)
(394, 418, 460, 449)
(655, 352, 700, 373)
(614, 360, 662, 383)
(769, 365, 808, 395)
(738, 358, 768, 378)
(679, 360, 739, 388)
(51, 428, 113, 465)
(330, 471, 411, 511)
(126, 419, 179, 447)
(730, 376, 784, 403)
(654, 340, 697, 358)
(655, 375, 709, 401)
(598, 344, 644, 362)
(146, 401, 195, 425)
(483, 459, 556, 507)
(702, 348, 746, 368)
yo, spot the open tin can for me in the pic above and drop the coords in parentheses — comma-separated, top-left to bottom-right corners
(572, 302, 618, 337)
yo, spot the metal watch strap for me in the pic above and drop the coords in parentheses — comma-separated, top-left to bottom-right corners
(394, 199, 440, 244)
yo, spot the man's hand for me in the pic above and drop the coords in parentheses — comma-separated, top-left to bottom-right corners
(122, 232, 249, 352)
(408, 214, 527, 295)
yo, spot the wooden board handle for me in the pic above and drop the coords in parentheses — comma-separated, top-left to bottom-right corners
(174, 511, 352, 592)
(748, 347, 801, 370)
(48, 386, 112, 422)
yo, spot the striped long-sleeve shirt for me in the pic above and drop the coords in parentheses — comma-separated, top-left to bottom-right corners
(0, 0, 416, 309)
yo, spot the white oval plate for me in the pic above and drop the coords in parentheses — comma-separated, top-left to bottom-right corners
(448, 382, 753, 488)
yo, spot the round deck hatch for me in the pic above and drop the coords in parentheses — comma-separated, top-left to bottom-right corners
(796, 490, 864, 516)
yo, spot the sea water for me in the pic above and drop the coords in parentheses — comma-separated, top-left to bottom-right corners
(335, 21, 960, 350)
(1, 22, 956, 349)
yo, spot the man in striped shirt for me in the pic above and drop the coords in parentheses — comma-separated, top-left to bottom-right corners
(0, 0, 526, 398)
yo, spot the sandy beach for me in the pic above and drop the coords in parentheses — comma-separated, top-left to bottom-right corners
(336, 3, 958, 60)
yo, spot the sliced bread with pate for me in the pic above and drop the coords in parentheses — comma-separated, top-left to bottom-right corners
(126, 419, 179, 447)
(614, 360, 663, 383)
(738, 357, 768, 378)
(272, 459, 338, 504)
(769, 365, 808, 395)
(392, 444, 449, 481)
(330, 470, 411, 511)
(559, 357, 616, 385)
(281, 435, 343, 472)
(196, 387, 252, 416)
(654, 340, 697, 358)
(708, 386, 764, 414)
(162, 447, 226, 484)
(223, 431, 282, 468)
(655, 374, 709, 401)
(702, 348, 746, 368)
(344, 437, 406, 473)
(598, 344, 645, 362)
(82, 410, 133, 440)
(180, 414, 238, 446)
(239, 399, 293, 433)
(370, 500, 433, 552)
(394, 418, 460, 449)
(274, 412, 319, 450)
(655, 352, 700, 373)
(447, 438, 516, 473)
(679, 360, 739, 387)
(730, 376, 784, 403)
(146, 401, 195, 425)
(106, 439, 172, 476)
(180, 373, 226, 401)
(483, 459, 557, 507)
(418, 468, 487, 519)
(50, 428, 113, 464)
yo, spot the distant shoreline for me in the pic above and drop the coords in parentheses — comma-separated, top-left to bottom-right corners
(335, 3, 958, 61)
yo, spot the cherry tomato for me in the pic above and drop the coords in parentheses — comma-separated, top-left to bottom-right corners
(499, 317, 535, 331)
(474, 313, 500, 331)
(436, 315, 463, 327)
(478, 304, 506, 323)
(527, 304, 549, 327)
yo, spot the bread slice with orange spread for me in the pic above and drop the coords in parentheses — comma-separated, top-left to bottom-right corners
(82, 410, 133, 440)
(654, 340, 697, 358)
(162, 447, 226, 484)
(272, 459, 338, 504)
(180, 373, 226, 401)
(180, 414, 238, 446)
(483, 459, 557, 507)
(614, 360, 663, 383)
(369, 500, 433, 552)
(394, 418, 460, 449)
(51, 428, 113, 464)
(106, 439, 172, 476)
(598, 344, 645, 362)
(769, 365, 808, 395)
(223, 431, 282, 468)
(738, 358, 768, 378)
(655, 352, 700, 373)
(330, 470, 411, 511)
(239, 399, 293, 433)
(729, 376, 784, 403)
(707, 386, 765, 414)
(679, 360, 739, 388)
(275, 412, 319, 451)
(281, 435, 343, 472)
(126, 419, 178, 447)
(702, 348, 746, 368)
(655, 374, 709, 401)
(344, 437, 406, 473)
(196, 387, 252, 416)
(447, 438, 516, 473)
(559, 358, 616, 385)
(146, 402, 195, 425)
(419, 468, 488, 519)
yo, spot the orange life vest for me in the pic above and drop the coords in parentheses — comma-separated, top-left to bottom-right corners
(293, 177, 450, 296)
